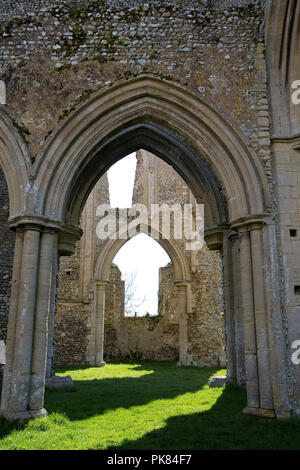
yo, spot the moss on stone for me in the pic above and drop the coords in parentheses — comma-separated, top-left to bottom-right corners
(58, 88, 94, 122)
(11, 118, 30, 145)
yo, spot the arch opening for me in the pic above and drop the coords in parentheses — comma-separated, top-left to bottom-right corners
(113, 233, 171, 317)
(55, 148, 225, 368)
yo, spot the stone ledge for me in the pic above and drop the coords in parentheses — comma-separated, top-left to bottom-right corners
(208, 375, 227, 388)
(45, 375, 74, 390)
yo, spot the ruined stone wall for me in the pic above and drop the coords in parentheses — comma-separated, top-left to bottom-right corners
(0, 168, 15, 384)
(55, 244, 90, 365)
(0, 169, 15, 344)
(55, 175, 109, 364)
(104, 263, 180, 362)
(0, 0, 272, 182)
(0, 0, 269, 367)
(103, 251, 225, 366)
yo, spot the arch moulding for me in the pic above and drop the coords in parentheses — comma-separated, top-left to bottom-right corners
(30, 75, 269, 230)
(88, 224, 195, 367)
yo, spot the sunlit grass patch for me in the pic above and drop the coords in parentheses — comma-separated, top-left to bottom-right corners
(0, 362, 299, 450)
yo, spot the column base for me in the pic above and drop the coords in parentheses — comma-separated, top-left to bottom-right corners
(242, 406, 276, 419)
(177, 360, 191, 367)
(95, 361, 106, 367)
(0, 408, 48, 422)
(46, 375, 74, 390)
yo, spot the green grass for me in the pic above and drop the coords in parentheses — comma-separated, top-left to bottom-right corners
(0, 362, 299, 450)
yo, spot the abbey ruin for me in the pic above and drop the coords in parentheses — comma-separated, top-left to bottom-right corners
(0, 0, 299, 421)
(54, 150, 226, 368)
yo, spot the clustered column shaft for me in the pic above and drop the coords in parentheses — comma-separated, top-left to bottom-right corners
(0, 225, 58, 421)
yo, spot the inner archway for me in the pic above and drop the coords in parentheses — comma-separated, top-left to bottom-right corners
(113, 233, 171, 317)
(54, 147, 225, 369)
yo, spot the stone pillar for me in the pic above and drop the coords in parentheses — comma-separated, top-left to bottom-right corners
(230, 231, 246, 387)
(262, 221, 292, 419)
(94, 280, 109, 366)
(249, 222, 273, 413)
(222, 231, 236, 384)
(174, 281, 188, 366)
(0, 229, 24, 413)
(45, 238, 75, 390)
(46, 250, 58, 382)
(0, 220, 81, 421)
(0, 225, 47, 420)
(29, 229, 57, 409)
(238, 227, 260, 410)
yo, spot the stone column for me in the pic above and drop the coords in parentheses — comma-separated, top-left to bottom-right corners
(0, 220, 81, 421)
(222, 231, 236, 384)
(46, 250, 58, 382)
(0, 226, 46, 420)
(249, 222, 274, 413)
(45, 239, 74, 390)
(230, 231, 246, 387)
(238, 227, 260, 410)
(94, 280, 109, 366)
(0, 229, 24, 413)
(29, 229, 57, 409)
(174, 281, 188, 366)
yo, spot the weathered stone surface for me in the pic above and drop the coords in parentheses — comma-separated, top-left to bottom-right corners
(0, 341, 5, 365)
(0, 0, 298, 421)
(0, 169, 15, 343)
(45, 375, 74, 389)
(208, 375, 227, 388)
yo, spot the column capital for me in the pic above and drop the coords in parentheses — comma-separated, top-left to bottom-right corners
(238, 226, 250, 238)
(8, 214, 61, 232)
(174, 280, 191, 290)
(230, 214, 272, 232)
(204, 225, 228, 251)
(228, 229, 239, 241)
(248, 222, 264, 232)
(95, 280, 110, 289)
(8, 215, 82, 239)
(58, 225, 82, 256)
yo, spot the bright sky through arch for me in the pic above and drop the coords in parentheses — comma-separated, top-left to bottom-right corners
(107, 153, 137, 208)
(108, 153, 171, 315)
(113, 233, 170, 316)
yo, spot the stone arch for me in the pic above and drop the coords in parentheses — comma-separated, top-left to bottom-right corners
(89, 224, 194, 367)
(0, 109, 30, 218)
(0, 76, 292, 421)
(94, 225, 191, 284)
(31, 75, 269, 228)
(265, 0, 300, 137)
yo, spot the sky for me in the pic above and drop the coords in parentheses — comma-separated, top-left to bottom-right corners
(107, 153, 170, 316)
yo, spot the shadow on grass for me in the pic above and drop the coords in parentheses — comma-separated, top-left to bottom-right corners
(103, 386, 300, 451)
(0, 362, 221, 441)
(0, 416, 26, 440)
(44, 362, 220, 422)
(1, 362, 299, 449)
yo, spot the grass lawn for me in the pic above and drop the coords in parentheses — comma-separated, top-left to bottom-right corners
(0, 361, 299, 450)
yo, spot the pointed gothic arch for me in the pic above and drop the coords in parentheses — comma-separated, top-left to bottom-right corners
(0, 75, 292, 421)
(89, 225, 193, 367)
